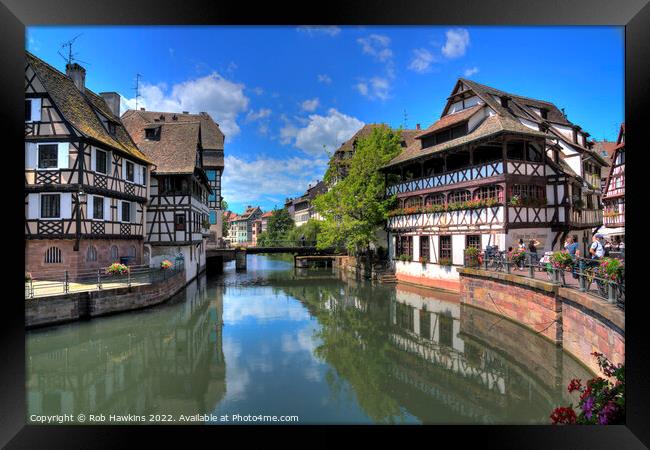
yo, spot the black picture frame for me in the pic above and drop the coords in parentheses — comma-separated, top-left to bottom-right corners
(2, 0, 648, 447)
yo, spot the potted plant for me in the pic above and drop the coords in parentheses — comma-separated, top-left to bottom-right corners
(597, 257, 624, 282)
(508, 247, 527, 267)
(464, 247, 481, 267)
(549, 250, 574, 271)
(438, 257, 453, 266)
(509, 195, 522, 207)
(160, 259, 173, 270)
(398, 253, 411, 262)
(106, 262, 129, 276)
(419, 255, 428, 265)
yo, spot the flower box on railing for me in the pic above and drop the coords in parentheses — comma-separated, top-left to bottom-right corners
(106, 263, 129, 276)
(387, 199, 502, 217)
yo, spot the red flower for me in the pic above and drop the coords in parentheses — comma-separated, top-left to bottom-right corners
(550, 407, 577, 424)
(568, 378, 582, 393)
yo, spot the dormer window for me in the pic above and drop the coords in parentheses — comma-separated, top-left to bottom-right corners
(421, 122, 468, 149)
(500, 96, 511, 108)
(540, 108, 548, 120)
(145, 127, 160, 140)
(107, 122, 116, 135)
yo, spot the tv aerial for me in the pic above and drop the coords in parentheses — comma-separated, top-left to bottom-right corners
(58, 34, 89, 66)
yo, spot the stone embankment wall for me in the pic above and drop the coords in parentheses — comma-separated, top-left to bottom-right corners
(457, 268, 624, 375)
(25, 270, 186, 328)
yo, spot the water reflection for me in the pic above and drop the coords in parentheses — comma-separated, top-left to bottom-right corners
(26, 255, 591, 424)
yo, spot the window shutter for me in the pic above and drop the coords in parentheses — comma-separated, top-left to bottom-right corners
(60, 193, 72, 218)
(25, 142, 38, 169)
(131, 202, 136, 223)
(117, 201, 122, 222)
(90, 147, 96, 172)
(27, 193, 39, 219)
(87, 194, 93, 219)
(104, 198, 111, 221)
(32, 98, 41, 122)
(57, 143, 69, 169)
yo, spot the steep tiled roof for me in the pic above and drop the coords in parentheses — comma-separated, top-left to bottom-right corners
(26, 51, 152, 164)
(122, 109, 224, 150)
(125, 121, 201, 174)
(261, 211, 273, 218)
(415, 104, 483, 139)
(384, 112, 551, 168)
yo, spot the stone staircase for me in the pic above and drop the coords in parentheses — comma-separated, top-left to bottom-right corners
(376, 269, 397, 284)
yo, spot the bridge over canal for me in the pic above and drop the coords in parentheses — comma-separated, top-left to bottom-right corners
(206, 242, 341, 273)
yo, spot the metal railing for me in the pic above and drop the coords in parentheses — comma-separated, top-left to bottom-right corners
(465, 249, 625, 309)
(25, 261, 184, 299)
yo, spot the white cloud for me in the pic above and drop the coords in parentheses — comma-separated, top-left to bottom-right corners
(317, 74, 332, 84)
(464, 66, 480, 77)
(221, 155, 329, 204)
(251, 86, 264, 95)
(355, 76, 391, 101)
(442, 28, 470, 59)
(120, 72, 249, 138)
(301, 98, 320, 112)
(297, 26, 341, 36)
(357, 34, 393, 62)
(282, 108, 364, 156)
(245, 108, 272, 122)
(408, 48, 436, 73)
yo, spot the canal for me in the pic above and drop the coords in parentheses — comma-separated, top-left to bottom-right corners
(26, 254, 593, 425)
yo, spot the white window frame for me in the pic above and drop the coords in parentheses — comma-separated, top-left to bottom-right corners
(94, 148, 109, 174)
(40, 193, 62, 220)
(36, 143, 59, 171)
(90, 195, 105, 221)
(124, 160, 135, 184)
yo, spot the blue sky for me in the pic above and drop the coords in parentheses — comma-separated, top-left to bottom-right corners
(27, 26, 624, 214)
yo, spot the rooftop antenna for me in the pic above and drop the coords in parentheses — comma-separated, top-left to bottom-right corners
(133, 73, 143, 110)
(58, 34, 88, 66)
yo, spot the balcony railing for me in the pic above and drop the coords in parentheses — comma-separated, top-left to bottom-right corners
(604, 213, 625, 227)
(387, 205, 504, 230)
(569, 208, 603, 227)
(386, 161, 504, 196)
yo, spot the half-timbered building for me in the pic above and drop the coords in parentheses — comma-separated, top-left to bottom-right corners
(122, 113, 211, 282)
(601, 123, 625, 239)
(381, 78, 607, 290)
(25, 52, 153, 276)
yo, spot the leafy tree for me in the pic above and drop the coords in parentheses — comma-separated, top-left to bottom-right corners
(258, 208, 294, 246)
(313, 125, 402, 254)
(287, 219, 322, 246)
(221, 199, 230, 237)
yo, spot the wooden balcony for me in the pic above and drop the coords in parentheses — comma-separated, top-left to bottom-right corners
(387, 206, 504, 231)
(604, 213, 625, 227)
(569, 208, 603, 228)
(386, 161, 504, 196)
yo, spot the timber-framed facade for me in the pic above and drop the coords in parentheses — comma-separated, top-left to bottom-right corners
(25, 52, 153, 276)
(602, 123, 625, 235)
(381, 79, 608, 290)
(122, 111, 212, 282)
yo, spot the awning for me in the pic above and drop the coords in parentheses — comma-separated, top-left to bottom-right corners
(597, 226, 625, 237)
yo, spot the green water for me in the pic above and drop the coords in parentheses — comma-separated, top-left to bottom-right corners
(26, 254, 591, 425)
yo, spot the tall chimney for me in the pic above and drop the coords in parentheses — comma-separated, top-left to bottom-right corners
(100, 92, 120, 117)
(66, 62, 86, 91)
(416, 123, 421, 130)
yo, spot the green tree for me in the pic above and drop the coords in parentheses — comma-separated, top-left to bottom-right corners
(258, 208, 294, 246)
(287, 219, 323, 246)
(313, 125, 402, 254)
(221, 199, 230, 237)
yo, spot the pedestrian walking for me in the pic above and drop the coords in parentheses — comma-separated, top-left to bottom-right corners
(528, 239, 540, 269)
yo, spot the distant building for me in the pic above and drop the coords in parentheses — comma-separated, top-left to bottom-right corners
(122, 110, 212, 282)
(25, 52, 154, 277)
(285, 180, 327, 227)
(228, 206, 263, 246)
(601, 124, 625, 240)
(251, 218, 262, 246)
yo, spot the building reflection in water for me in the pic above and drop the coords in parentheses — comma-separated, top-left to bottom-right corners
(283, 271, 592, 424)
(26, 275, 226, 419)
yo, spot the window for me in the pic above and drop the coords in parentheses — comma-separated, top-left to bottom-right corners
(95, 149, 107, 174)
(474, 185, 504, 202)
(44, 246, 62, 264)
(396, 302, 414, 332)
(93, 196, 104, 220)
(448, 190, 471, 203)
(38, 144, 58, 169)
(526, 143, 543, 162)
(424, 194, 445, 206)
(110, 246, 119, 261)
(41, 194, 60, 218)
(175, 214, 186, 231)
(420, 236, 430, 261)
(142, 167, 147, 186)
(404, 196, 422, 209)
(145, 127, 159, 140)
(511, 184, 546, 202)
(420, 310, 431, 339)
(125, 161, 135, 182)
(397, 235, 413, 259)
(439, 235, 452, 261)
(506, 141, 525, 160)
(466, 235, 481, 250)
(25, 100, 32, 121)
(438, 314, 453, 347)
(86, 245, 97, 262)
(121, 201, 131, 222)
(107, 122, 116, 135)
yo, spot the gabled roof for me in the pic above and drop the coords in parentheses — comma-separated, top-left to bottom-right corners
(385, 112, 551, 168)
(261, 211, 273, 218)
(415, 104, 483, 139)
(121, 109, 225, 151)
(237, 206, 262, 220)
(26, 51, 152, 165)
(124, 120, 201, 175)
